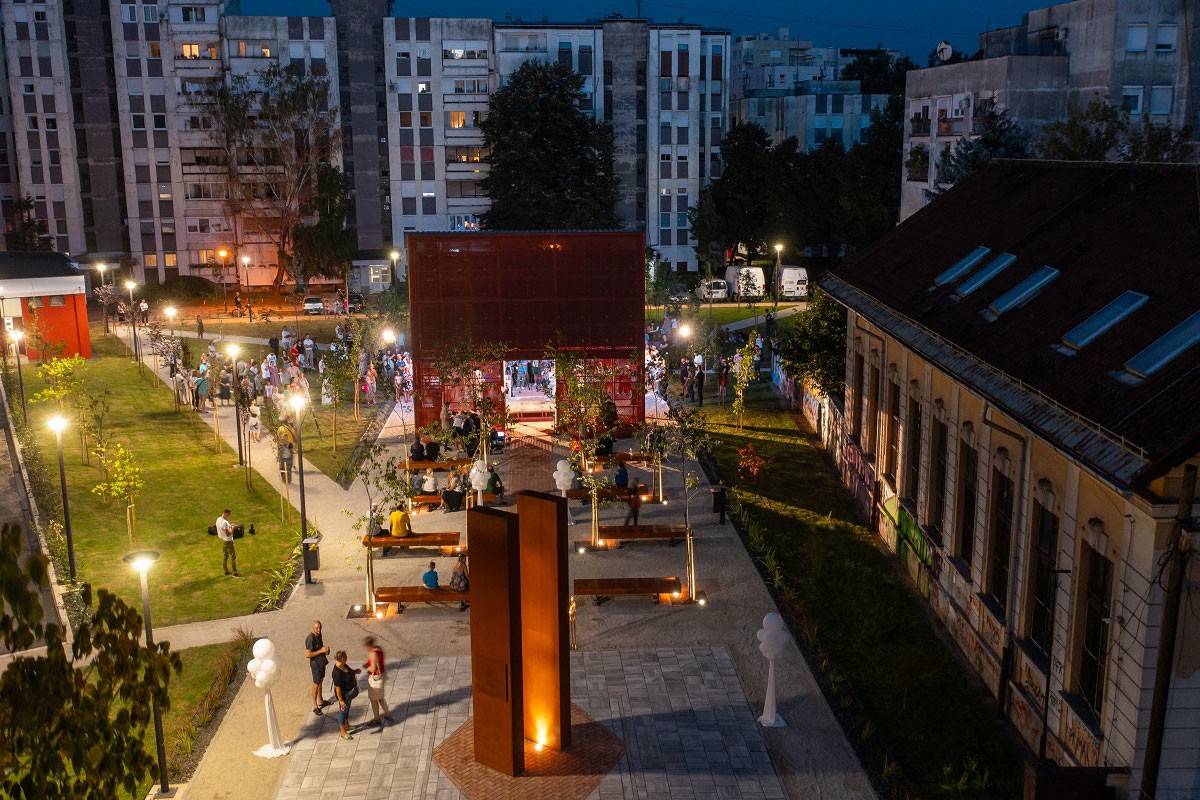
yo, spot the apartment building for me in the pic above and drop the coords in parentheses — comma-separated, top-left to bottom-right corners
(0, 1, 729, 283)
(901, 0, 1200, 220)
(820, 160, 1200, 797)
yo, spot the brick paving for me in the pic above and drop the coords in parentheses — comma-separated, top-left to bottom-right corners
(275, 647, 785, 800)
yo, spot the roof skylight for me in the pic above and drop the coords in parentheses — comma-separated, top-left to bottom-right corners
(1054, 291, 1150, 355)
(1113, 310, 1200, 384)
(955, 253, 1017, 297)
(932, 246, 990, 288)
(982, 266, 1060, 321)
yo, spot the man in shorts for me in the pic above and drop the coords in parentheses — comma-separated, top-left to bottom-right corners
(305, 620, 332, 715)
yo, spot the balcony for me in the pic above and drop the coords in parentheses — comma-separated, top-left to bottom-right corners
(937, 116, 965, 136)
(909, 117, 931, 136)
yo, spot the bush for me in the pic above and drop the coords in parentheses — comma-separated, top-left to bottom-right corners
(140, 276, 219, 304)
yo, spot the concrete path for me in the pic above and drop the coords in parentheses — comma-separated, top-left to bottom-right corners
(721, 303, 805, 332)
(101, 328, 874, 800)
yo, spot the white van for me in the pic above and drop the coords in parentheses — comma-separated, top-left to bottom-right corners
(696, 278, 728, 300)
(724, 266, 766, 299)
(778, 266, 810, 298)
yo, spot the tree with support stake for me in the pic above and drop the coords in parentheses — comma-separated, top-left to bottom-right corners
(668, 402, 711, 603)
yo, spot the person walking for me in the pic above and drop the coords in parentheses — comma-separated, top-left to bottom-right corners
(624, 486, 643, 526)
(718, 358, 730, 406)
(331, 650, 359, 739)
(305, 621, 332, 716)
(278, 438, 295, 484)
(139, 299, 149, 324)
(362, 637, 394, 726)
(196, 314, 205, 340)
(215, 508, 240, 577)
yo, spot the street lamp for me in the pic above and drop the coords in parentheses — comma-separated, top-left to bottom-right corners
(125, 280, 140, 364)
(122, 550, 171, 798)
(389, 250, 400, 284)
(241, 255, 251, 300)
(381, 328, 395, 346)
(96, 262, 108, 286)
(48, 416, 76, 582)
(228, 344, 244, 467)
(288, 395, 310, 574)
(218, 249, 229, 313)
(9, 329, 26, 420)
(164, 306, 176, 339)
(164, 307, 179, 411)
(0, 285, 8, 370)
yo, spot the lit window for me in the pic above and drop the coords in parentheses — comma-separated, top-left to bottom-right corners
(182, 43, 200, 59)
(1056, 291, 1150, 354)
(417, 82, 430, 94)
(1115, 310, 1200, 383)
(447, 111, 466, 129)
(164, 253, 177, 267)
(982, 266, 1059, 320)
(1125, 24, 1148, 51)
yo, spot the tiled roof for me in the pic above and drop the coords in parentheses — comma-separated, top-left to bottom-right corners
(822, 160, 1200, 489)
(0, 252, 81, 281)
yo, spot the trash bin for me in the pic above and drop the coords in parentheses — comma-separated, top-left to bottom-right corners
(302, 537, 321, 573)
(711, 485, 728, 524)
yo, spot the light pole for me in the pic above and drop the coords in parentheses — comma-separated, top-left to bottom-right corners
(389, 250, 400, 286)
(0, 285, 8, 371)
(773, 243, 783, 306)
(228, 344, 244, 467)
(125, 280, 140, 365)
(241, 256, 251, 312)
(218, 249, 229, 313)
(96, 262, 108, 286)
(288, 395, 310, 578)
(10, 329, 26, 421)
(165, 307, 179, 412)
(122, 550, 172, 798)
(48, 416, 76, 581)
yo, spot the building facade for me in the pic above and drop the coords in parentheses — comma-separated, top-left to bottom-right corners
(0, 1, 730, 283)
(819, 161, 1200, 797)
(901, 0, 1200, 220)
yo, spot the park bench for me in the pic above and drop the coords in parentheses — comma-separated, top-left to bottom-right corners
(360, 532, 462, 555)
(591, 524, 689, 549)
(373, 585, 470, 613)
(572, 576, 683, 605)
(464, 492, 500, 508)
(564, 486, 632, 503)
(411, 493, 443, 511)
(405, 457, 475, 472)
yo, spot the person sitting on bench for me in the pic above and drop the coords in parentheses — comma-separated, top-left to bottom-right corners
(422, 561, 439, 589)
(441, 471, 465, 512)
(425, 438, 441, 463)
(410, 439, 427, 462)
(614, 463, 629, 488)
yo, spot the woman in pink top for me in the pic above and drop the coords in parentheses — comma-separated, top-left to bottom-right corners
(362, 636, 393, 726)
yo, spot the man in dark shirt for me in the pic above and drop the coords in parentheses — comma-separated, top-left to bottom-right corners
(305, 620, 331, 715)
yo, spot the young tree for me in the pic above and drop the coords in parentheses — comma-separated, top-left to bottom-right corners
(0, 523, 181, 799)
(481, 60, 618, 229)
(430, 337, 510, 466)
(730, 338, 758, 432)
(665, 403, 711, 597)
(91, 442, 145, 544)
(30, 355, 86, 410)
(93, 284, 123, 336)
(776, 288, 847, 397)
(936, 106, 1032, 188)
(321, 339, 357, 450)
(344, 443, 413, 609)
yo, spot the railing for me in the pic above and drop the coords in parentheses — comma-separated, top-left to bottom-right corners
(910, 117, 931, 136)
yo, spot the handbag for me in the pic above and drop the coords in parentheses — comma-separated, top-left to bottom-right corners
(207, 525, 218, 536)
(368, 673, 384, 690)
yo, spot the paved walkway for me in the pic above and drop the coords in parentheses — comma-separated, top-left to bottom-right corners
(102, 328, 873, 800)
(721, 303, 805, 332)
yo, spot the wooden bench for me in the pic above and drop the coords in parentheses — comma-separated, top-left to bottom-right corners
(592, 524, 689, 548)
(361, 532, 462, 554)
(374, 585, 470, 613)
(596, 451, 654, 467)
(411, 493, 443, 511)
(406, 458, 475, 471)
(572, 576, 683, 605)
(564, 486, 633, 502)
(464, 492, 500, 508)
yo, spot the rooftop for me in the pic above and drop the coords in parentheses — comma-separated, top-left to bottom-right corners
(822, 160, 1200, 490)
(0, 252, 82, 281)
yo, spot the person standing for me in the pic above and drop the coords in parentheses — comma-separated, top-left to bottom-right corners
(278, 438, 295, 484)
(268, 334, 280, 360)
(624, 486, 643, 526)
(305, 621, 332, 716)
(695, 363, 706, 406)
(331, 650, 359, 740)
(215, 508, 240, 577)
(362, 637, 394, 726)
(196, 314, 205, 340)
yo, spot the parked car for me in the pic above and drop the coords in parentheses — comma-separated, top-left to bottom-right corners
(778, 266, 810, 298)
(347, 292, 366, 313)
(302, 296, 327, 315)
(696, 278, 729, 301)
(667, 288, 690, 303)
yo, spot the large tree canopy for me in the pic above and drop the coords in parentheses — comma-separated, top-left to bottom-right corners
(481, 61, 618, 229)
(937, 105, 1032, 188)
(1039, 100, 1195, 163)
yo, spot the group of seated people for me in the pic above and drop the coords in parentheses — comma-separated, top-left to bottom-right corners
(411, 465, 505, 513)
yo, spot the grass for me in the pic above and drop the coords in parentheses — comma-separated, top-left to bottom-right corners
(25, 334, 301, 627)
(647, 302, 801, 329)
(127, 639, 247, 799)
(701, 382, 1023, 799)
(291, 377, 382, 483)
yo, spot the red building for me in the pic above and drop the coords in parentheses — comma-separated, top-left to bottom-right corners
(0, 252, 93, 360)
(407, 231, 645, 430)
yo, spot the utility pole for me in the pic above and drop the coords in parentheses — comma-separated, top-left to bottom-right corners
(1140, 463, 1197, 799)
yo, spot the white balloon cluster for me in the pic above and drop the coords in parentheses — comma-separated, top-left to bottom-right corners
(552, 459, 575, 492)
(756, 613, 789, 660)
(247, 638, 282, 691)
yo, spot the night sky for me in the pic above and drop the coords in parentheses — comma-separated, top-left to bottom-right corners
(245, 0, 1045, 59)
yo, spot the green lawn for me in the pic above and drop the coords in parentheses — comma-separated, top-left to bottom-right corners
(647, 302, 801, 329)
(291, 378, 381, 483)
(25, 335, 300, 626)
(702, 383, 1023, 798)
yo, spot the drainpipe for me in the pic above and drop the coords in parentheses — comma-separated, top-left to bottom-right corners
(983, 404, 1029, 716)
(1140, 464, 1197, 799)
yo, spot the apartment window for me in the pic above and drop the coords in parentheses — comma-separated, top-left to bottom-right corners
(1155, 24, 1178, 52)
(23, 83, 35, 95)
(45, 118, 57, 131)
(142, 255, 158, 269)
(368, 265, 391, 284)
(196, 250, 215, 265)
(956, 442, 978, 567)
(929, 419, 948, 532)
(180, 6, 205, 22)
(1126, 24, 1148, 51)
(148, 43, 162, 59)
(904, 396, 922, 501)
(419, 111, 432, 127)
(885, 381, 901, 479)
(446, 180, 485, 198)
(446, 146, 486, 162)
(122, 5, 138, 23)
(659, 212, 671, 229)
(815, 94, 828, 113)
(1028, 501, 1059, 656)
(153, 114, 167, 130)
(417, 82, 430, 94)
(676, 212, 688, 228)
(396, 52, 411, 76)
(987, 467, 1015, 613)
(132, 114, 145, 130)
(399, 111, 412, 127)
(1120, 87, 1143, 114)
(164, 253, 177, 268)
(831, 94, 844, 114)
(1149, 86, 1173, 115)
(34, 10, 47, 22)
(558, 42, 572, 68)
(182, 43, 200, 59)
(660, 123, 672, 144)
(142, 5, 158, 22)
(447, 111, 466, 129)
(579, 45, 593, 75)
(48, 150, 60, 166)
(1077, 544, 1113, 720)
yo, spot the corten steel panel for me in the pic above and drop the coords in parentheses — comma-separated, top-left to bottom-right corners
(409, 232, 646, 430)
(517, 491, 571, 751)
(467, 507, 525, 776)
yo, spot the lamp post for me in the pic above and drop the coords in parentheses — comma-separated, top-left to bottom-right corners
(228, 344, 244, 467)
(164, 307, 179, 411)
(773, 243, 783, 306)
(389, 250, 400, 285)
(288, 395, 310, 572)
(10, 329, 26, 421)
(125, 280, 140, 365)
(122, 550, 172, 797)
(0, 285, 8, 370)
(218, 249, 229, 313)
(48, 416, 76, 581)
(96, 262, 108, 286)
(241, 256, 251, 311)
